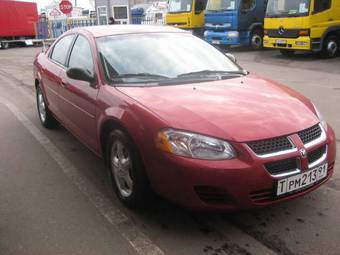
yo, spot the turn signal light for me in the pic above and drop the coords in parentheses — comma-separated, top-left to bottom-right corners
(264, 29, 268, 35)
(299, 29, 310, 36)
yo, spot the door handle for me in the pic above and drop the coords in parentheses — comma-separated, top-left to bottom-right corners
(328, 18, 334, 21)
(60, 80, 67, 87)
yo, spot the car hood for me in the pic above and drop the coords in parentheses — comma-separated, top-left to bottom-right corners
(117, 75, 319, 142)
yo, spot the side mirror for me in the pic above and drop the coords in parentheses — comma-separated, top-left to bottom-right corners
(225, 53, 237, 63)
(66, 67, 96, 85)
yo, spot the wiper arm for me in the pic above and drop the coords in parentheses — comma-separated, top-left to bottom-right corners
(114, 73, 170, 79)
(177, 70, 246, 78)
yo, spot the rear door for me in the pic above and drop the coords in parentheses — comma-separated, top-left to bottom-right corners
(58, 34, 99, 151)
(41, 34, 75, 118)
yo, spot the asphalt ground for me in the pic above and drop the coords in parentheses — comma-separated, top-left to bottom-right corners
(0, 46, 339, 255)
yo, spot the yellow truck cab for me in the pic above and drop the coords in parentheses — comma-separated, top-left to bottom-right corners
(263, 0, 340, 57)
(166, 0, 207, 36)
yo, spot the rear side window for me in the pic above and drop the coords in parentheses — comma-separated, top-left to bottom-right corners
(68, 35, 94, 75)
(51, 35, 75, 66)
(314, 0, 331, 13)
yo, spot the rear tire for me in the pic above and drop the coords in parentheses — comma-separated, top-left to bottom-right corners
(107, 129, 152, 209)
(36, 86, 58, 128)
(250, 30, 263, 50)
(320, 35, 339, 58)
(280, 49, 295, 57)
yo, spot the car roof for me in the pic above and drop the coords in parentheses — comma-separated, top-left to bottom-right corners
(72, 25, 186, 38)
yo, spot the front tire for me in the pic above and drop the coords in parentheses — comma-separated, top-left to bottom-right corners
(36, 86, 58, 128)
(250, 30, 263, 50)
(320, 36, 339, 58)
(107, 129, 151, 209)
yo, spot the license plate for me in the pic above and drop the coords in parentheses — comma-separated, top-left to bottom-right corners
(276, 39, 287, 44)
(277, 163, 328, 196)
(212, 40, 220, 45)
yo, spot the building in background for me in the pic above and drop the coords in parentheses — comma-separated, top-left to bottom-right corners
(95, 0, 163, 25)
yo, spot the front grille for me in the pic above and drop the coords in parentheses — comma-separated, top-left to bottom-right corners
(194, 186, 232, 205)
(298, 124, 322, 145)
(265, 157, 298, 176)
(267, 29, 300, 38)
(308, 145, 326, 164)
(211, 37, 221, 41)
(247, 136, 293, 156)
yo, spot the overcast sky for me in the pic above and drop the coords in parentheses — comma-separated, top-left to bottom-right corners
(21, 0, 95, 11)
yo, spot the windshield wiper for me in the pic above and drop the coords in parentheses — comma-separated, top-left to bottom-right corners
(113, 73, 170, 79)
(177, 70, 246, 78)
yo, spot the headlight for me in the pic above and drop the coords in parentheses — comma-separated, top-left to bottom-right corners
(203, 30, 209, 38)
(227, 31, 239, 38)
(155, 129, 236, 160)
(312, 103, 327, 131)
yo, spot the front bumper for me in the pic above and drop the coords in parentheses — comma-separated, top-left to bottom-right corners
(263, 35, 311, 51)
(147, 125, 336, 211)
(205, 30, 250, 46)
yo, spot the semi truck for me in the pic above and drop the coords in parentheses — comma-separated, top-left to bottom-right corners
(204, 0, 268, 49)
(0, 0, 39, 49)
(165, 0, 207, 36)
(263, 0, 340, 58)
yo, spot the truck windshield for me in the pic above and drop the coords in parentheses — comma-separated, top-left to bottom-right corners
(266, 0, 310, 17)
(168, 0, 193, 13)
(206, 0, 237, 11)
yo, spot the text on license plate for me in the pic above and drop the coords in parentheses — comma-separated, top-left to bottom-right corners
(212, 40, 220, 44)
(277, 163, 328, 196)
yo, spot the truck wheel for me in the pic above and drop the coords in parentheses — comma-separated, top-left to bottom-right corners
(280, 49, 295, 57)
(0, 42, 9, 49)
(107, 129, 152, 209)
(320, 36, 339, 58)
(250, 30, 263, 50)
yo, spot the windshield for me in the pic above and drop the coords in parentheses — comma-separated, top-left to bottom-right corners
(266, 0, 310, 17)
(206, 0, 237, 11)
(96, 33, 243, 86)
(168, 0, 193, 13)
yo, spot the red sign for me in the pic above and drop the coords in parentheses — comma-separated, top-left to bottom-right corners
(59, 0, 73, 14)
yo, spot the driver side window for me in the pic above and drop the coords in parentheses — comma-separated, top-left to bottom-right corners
(240, 0, 255, 13)
(68, 35, 94, 76)
(195, 0, 207, 13)
(314, 0, 331, 13)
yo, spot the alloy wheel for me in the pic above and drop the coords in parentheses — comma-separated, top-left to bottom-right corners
(111, 140, 134, 198)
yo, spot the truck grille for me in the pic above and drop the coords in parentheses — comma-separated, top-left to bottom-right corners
(308, 145, 326, 165)
(298, 124, 322, 145)
(267, 29, 300, 38)
(247, 136, 294, 156)
(265, 157, 298, 176)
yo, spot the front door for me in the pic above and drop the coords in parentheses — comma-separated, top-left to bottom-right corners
(59, 35, 99, 151)
(42, 34, 75, 119)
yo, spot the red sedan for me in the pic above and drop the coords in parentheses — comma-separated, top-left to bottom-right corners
(34, 25, 336, 210)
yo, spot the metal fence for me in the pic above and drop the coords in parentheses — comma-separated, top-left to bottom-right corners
(37, 18, 97, 39)
(37, 16, 167, 40)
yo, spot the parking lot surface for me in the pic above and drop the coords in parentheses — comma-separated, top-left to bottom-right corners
(0, 47, 339, 255)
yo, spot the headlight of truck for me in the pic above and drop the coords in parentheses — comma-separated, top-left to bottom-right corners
(155, 129, 236, 160)
(227, 31, 239, 38)
(203, 30, 209, 38)
(312, 103, 327, 131)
